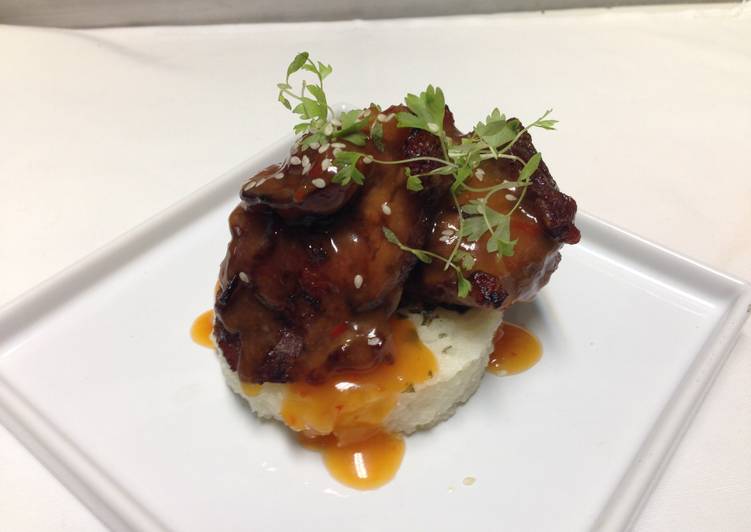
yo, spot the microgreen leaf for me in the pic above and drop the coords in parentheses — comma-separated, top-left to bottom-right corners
(397, 85, 445, 137)
(456, 273, 472, 298)
(333, 110, 369, 141)
(332, 150, 365, 185)
(450, 166, 472, 193)
(476, 110, 517, 150)
(305, 84, 327, 116)
(395, 112, 425, 130)
(286, 52, 309, 78)
(293, 123, 310, 134)
(301, 132, 327, 150)
(382, 227, 432, 263)
(456, 250, 476, 270)
(461, 216, 487, 241)
(406, 171, 424, 192)
(370, 121, 384, 152)
(334, 150, 363, 165)
(382, 227, 400, 245)
(318, 62, 333, 80)
(278, 93, 292, 110)
(343, 133, 368, 146)
(536, 119, 558, 130)
(518, 152, 541, 183)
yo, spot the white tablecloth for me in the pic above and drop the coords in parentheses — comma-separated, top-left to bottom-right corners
(1, 4, 750, 530)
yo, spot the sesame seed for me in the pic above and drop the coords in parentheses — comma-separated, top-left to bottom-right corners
(290, 156, 301, 165)
(301, 155, 310, 167)
(361, 109, 371, 118)
(354, 274, 363, 289)
(475, 168, 485, 180)
(302, 164, 311, 175)
(243, 180, 257, 191)
(367, 336, 380, 346)
(381, 203, 392, 215)
(239, 272, 249, 283)
(321, 158, 332, 170)
(312, 178, 326, 189)
(441, 229, 454, 236)
(362, 155, 373, 164)
(462, 476, 476, 486)
(377, 113, 387, 122)
(331, 142, 346, 149)
(323, 123, 334, 136)
(384, 113, 395, 122)
(273, 172, 284, 180)
(318, 143, 330, 153)
(331, 118, 342, 127)
(427, 122, 439, 133)
(309, 142, 320, 150)
(505, 194, 517, 201)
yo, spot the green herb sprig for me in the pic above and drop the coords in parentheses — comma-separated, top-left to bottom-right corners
(276, 52, 557, 297)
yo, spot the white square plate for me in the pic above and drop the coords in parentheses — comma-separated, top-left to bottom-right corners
(1, 138, 749, 532)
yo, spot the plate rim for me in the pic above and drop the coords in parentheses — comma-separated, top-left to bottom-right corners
(1, 139, 749, 532)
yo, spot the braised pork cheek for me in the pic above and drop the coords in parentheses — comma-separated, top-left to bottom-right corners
(214, 107, 579, 383)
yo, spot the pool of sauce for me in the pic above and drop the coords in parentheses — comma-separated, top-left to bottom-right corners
(487, 322, 542, 376)
(190, 310, 215, 348)
(299, 432, 405, 490)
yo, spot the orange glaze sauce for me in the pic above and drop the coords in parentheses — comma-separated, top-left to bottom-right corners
(282, 316, 436, 489)
(192, 310, 260, 396)
(191, 310, 215, 348)
(487, 322, 542, 376)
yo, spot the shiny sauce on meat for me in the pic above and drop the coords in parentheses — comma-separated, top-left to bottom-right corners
(191, 310, 215, 348)
(281, 316, 435, 489)
(487, 322, 542, 375)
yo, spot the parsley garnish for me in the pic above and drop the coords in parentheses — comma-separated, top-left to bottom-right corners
(276, 52, 557, 297)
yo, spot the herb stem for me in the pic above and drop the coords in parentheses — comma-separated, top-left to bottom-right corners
(397, 240, 463, 275)
(370, 156, 455, 167)
(507, 182, 529, 216)
(462, 180, 528, 194)
(497, 110, 551, 156)
(443, 191, 464, 271)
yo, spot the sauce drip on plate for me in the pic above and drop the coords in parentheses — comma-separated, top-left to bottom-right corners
(487, 322, 542, 376)
(299, 432, 405, 490)
(191, 310, 215, 348)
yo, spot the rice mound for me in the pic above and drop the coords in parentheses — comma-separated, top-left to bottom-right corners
(213, 307, 503, 434)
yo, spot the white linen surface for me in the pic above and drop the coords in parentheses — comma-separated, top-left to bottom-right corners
(1, 4, 749, 530)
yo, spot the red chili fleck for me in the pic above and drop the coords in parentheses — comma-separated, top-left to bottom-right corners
(293, 187, 306, 203)
(330, 322, 348, 338)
